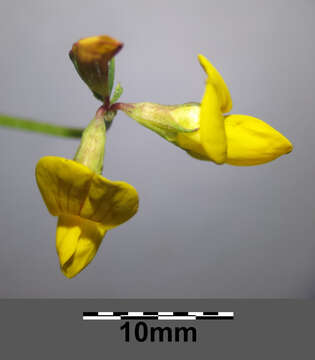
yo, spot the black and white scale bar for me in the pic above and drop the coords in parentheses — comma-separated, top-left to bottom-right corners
(82, 312, 234, 320)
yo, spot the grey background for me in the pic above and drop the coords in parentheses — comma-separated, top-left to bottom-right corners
(0, 0, 314, 298)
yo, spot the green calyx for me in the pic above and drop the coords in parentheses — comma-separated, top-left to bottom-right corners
(74, 108, 110, 174)
(117, 102, 200, 142)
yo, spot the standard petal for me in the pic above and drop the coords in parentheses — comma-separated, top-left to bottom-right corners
(200, 81, 227, 164)
(35, 157, 93, 216)
(36, 156, 139, 227)
(225, 114, 293, 165)
(56, 214, 107, 278)
(198, 54, 232, 113)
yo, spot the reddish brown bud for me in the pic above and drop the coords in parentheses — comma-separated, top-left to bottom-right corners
(69, 35, 123, 101)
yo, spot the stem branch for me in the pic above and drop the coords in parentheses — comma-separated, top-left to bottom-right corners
(0, 114, 83, 138)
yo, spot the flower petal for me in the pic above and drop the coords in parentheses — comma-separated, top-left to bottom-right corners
(56, 214, 107, 278)
(199, 81, 227, 164)
(225, 114, 293, 165)
(36, 157, 93, 216)
(35, 156, 139, 227)
(80, 175, 139, 229)
(198, 54, 232, 113)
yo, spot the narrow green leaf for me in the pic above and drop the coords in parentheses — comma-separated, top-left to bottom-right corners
(110, 83, 123, 104)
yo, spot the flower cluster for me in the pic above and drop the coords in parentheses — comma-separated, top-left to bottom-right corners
(34, 35, 293, 278)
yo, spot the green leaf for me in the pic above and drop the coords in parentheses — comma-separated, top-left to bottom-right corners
(110, 83, 124, 104)
(108, 58, 115, 97)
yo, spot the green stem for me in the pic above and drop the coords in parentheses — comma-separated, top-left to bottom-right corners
(0, 114, 83, 138)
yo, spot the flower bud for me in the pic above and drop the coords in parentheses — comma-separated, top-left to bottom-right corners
(69, 35, 123, 102)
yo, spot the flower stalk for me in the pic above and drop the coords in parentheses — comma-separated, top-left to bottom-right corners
(0, 114, 83, 138)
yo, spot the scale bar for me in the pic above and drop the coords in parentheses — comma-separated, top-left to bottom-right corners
(83, 311, 234, 321)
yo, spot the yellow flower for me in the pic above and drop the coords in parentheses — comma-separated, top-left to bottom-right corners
(178, 54, 293, 165)
(118, 55, 293, 166)
(69, 35, 123, 102)
(36, 156, 138, 278)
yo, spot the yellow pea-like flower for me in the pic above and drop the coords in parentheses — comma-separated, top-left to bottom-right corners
(178, 54, 293, 165)
(177, 113, 293, 165)
(118, 54, 292, 166)
(36, 110, 138, 278)
(36, 156, 139, 278)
